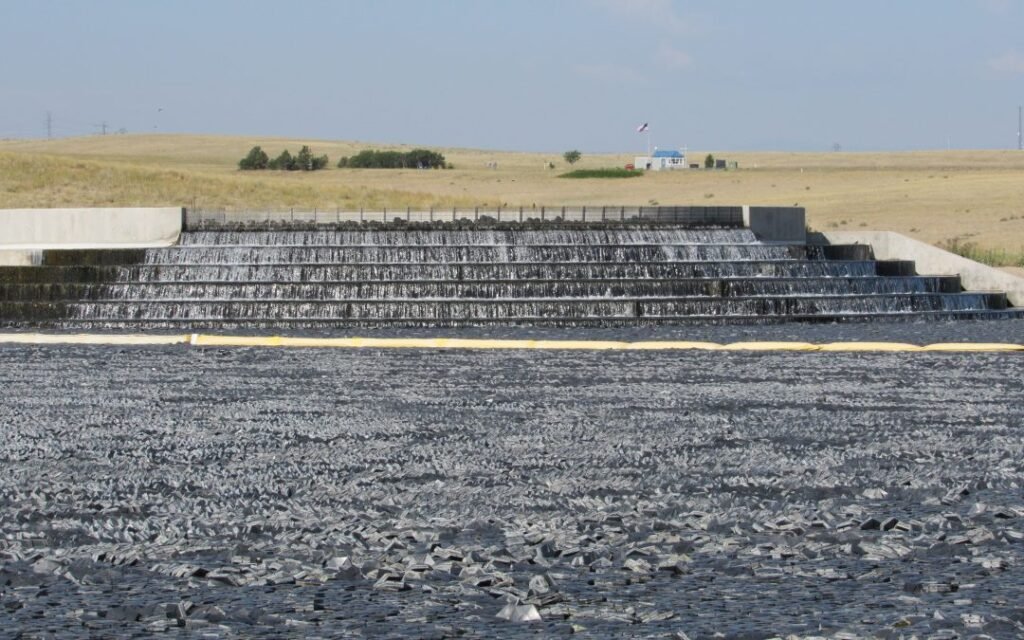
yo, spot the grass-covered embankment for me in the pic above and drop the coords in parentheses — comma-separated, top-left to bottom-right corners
(559, 168, 643, 179)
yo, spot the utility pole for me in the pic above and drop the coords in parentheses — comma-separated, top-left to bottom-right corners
(1018, 105, 1022, 151)
(46, 111, 52, 139)
(95, 121, 108, 136)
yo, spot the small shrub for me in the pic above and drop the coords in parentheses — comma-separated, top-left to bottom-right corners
(704, 153, 715, 169)
(563, 150, 582, 165)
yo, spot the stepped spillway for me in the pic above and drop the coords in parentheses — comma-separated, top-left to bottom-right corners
(0, 227, 1021, 328)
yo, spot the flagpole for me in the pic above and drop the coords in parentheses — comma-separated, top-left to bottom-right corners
(646, 128, 651, 159)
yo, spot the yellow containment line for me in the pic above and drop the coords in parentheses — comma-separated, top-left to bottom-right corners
(921, 342, 1024, 352)
(818, 342, 924, 352)
(719, 341, 819, 351)
(0, 333, 1022, 352)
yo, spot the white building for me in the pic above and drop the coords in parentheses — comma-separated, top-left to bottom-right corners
(633, 149, 687, 171)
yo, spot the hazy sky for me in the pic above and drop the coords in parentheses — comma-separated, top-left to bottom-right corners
(2, 0, 1023, 152)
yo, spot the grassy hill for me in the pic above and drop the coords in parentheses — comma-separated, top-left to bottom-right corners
(2, 134, 1024, 257)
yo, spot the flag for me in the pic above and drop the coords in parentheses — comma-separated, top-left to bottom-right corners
(636, 123, 649, 133)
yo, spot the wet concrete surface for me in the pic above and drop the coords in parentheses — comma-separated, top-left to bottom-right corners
(1, 328, 1023, 638)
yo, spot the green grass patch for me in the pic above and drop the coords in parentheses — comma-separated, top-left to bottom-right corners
(558, 168, 643, 179)
(941, 238, 1024, 267)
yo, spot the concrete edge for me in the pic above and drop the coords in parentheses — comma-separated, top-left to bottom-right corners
(819, 230, 1024, 307)
(0, 207, 183, 255)
(0, 334, 1020, 352)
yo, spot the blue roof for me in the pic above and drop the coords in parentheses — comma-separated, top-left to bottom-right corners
(652, 149, 684, 158)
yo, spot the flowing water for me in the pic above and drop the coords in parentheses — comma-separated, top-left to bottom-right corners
(1, 227, 1020, 328)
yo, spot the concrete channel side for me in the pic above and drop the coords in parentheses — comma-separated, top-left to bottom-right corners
(0, 207, 183, 265)
(743, 206, 807, 243)
(821, 230, 1024, 308)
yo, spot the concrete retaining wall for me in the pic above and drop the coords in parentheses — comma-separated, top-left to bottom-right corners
(0, 207, 183, 251)
(821, 230, 1024, 307)
(0, 250, 42, 266)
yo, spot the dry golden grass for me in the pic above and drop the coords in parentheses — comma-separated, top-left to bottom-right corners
(2, 134, 1024, 253)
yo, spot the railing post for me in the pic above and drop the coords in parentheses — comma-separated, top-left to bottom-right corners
(519, 206, 523, 223)
(429, 207, 433, 222)
(406, 206, 410, 221)
(541, 206, 545, 221)
(582, 206, 586, 222)
(620, 206, 624, 222)
(602, 206, 606, 221)
(474, 207, 478, 222)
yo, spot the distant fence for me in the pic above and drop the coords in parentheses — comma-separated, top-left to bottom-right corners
(183, 206, 745, 229)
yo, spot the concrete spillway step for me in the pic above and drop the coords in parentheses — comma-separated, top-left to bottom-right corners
(0, 260, 890, 283)
(0, 226, 1017, 327)
(44, 244, 805, 265)
(159, 245, 802, 264)
(0, 276, 965, 302)
(8, 309, 1024, 330)
(177, 228, 762, 246)
(0, 293, 1007, 323)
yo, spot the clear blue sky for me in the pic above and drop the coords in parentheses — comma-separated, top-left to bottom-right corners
(2, 0, 1023, 152)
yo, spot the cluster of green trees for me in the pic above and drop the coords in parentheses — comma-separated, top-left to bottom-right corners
(238, 146, 329, 171)
(337, 149, 447, 169)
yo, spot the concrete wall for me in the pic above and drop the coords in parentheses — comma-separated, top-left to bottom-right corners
(821, 230, 1024, 307)
(0, 207, 182, 251)
(743, 206, 806, 243)
(0, 250, 42, 266)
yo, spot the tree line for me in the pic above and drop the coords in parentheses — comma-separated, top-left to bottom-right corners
(337, 149, 448, 169)
(238, 146, 329, 171)
(239, 146, 449, 171)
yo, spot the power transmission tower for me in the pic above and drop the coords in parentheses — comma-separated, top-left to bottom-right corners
(46, 111, 52, 139)
(95, 121, 108, 136)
